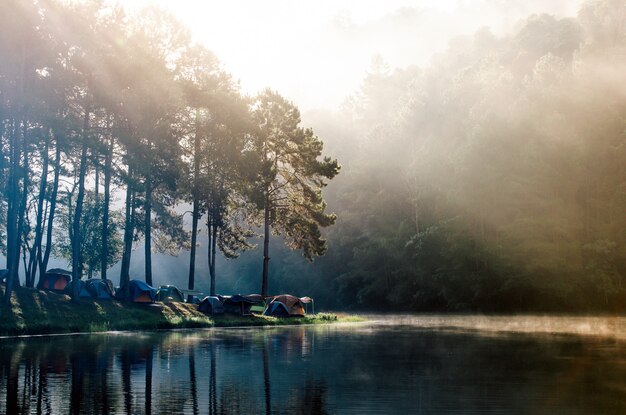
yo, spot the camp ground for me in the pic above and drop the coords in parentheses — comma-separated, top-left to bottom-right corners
(192, 293, 315, 317)
(1, 267, 316, 317)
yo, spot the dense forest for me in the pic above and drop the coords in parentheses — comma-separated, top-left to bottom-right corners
(309, 0, 625, 312)
(1, 0, 625, 312)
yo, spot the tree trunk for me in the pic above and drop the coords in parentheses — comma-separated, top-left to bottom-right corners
(261, 199, 270, 298)
(143, 138, 154, 286)
(72, 110, 89, 300)
(188, 198, 199, 301)
(101, 129, 113, 280)
(39, 137, 61, 285)
(4, 118, 19, 304)
(187, 110, 200, 301)
(207, 218, 212, 294)
(144, 167, 152, 286)
(28, 135, 49, 287)
(94, 158, 99, 204)
(120, 168, 135, 289)
(13, 120, 30, 289)
(208, 220, 217, 296)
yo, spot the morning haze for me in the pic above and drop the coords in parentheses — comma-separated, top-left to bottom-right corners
(0, 0, 625, 413)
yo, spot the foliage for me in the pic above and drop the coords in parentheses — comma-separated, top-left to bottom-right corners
(249, 90, 340, 260)
(55, 192, 123, 277)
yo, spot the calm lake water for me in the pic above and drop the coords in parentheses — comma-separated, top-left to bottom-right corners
(1, 315, 626, 414)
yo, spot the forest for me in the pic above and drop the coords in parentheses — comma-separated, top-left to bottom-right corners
(0, 0, 338, 303)
(1, 0, 625, 312)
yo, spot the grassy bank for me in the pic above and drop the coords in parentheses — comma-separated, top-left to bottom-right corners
(0, 286, 361, 337)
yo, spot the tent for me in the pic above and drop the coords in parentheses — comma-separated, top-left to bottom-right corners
(156, 285, 185, 302)
(64, 280, 91, 298)
(221, 294, 264, 315)
(197, 296, 224, 315)
(115, 280, 157, 303)
(264, 301, 291, 317)
(245, 294, 267, 314)
(41, 268, 72, 292)
(264, 294, 307, 317)
(86, 279, 115, 299)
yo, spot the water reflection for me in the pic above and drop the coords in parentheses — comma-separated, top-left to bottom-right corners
(0, 318, 625, 414)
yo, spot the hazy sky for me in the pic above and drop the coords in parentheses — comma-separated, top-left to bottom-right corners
(117, 0, 584, 110)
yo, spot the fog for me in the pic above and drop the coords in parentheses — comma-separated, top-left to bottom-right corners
(1, 0, 624, 312)
(118, 0, 585, 109)
(89, 0, 626, 311)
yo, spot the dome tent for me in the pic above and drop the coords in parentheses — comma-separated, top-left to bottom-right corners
(263, 294, 311, 317)
(40, 268, 72, 292)
(63, 279, 91, 298)
(86, 279, 116, 299)
(156, 285, 185, 302)
(198, 296, 224, 315)
(115, 280, 157, 303)
(220, 294, 264, 315)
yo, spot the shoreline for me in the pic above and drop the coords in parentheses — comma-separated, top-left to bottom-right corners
(0, 286, 362, 338)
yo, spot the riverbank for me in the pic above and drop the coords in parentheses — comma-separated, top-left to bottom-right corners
(0, 286, 361, 337)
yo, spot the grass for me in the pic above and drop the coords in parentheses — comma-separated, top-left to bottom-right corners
(0, 286, 362, 337)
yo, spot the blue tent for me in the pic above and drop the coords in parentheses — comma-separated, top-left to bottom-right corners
(115, 280, 157, 303)
(263, 302, 290, 317)
(198, 296, 224, 315)
(86, 279, 115, 299)
(64, 280, 91, 298)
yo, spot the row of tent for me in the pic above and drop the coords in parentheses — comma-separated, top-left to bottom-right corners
(1, 268, 314, 317)
(198, 294, 314, 317)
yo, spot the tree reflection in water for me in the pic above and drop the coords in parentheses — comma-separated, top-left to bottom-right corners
(1, 322, 624, 414)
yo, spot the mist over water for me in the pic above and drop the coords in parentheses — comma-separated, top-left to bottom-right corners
(362, 314, 626, 340)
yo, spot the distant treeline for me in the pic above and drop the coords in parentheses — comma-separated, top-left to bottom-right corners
(296, 0, 625, 312)
(0, 0, 338, 302)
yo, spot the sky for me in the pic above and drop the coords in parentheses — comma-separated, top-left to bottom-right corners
(116, 0, 584, 110)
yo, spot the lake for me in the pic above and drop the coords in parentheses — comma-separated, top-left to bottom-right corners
(1, 315, 625, 414)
